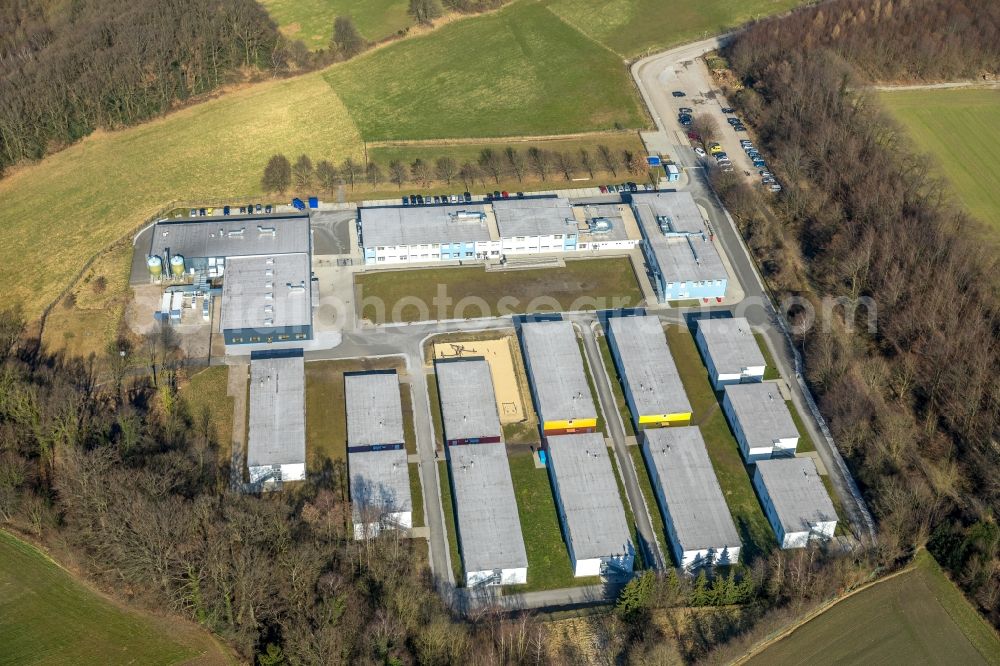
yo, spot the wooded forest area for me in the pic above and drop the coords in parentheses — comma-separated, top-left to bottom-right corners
(0, 0, 285, 177)
(717, 0, 1000, 626)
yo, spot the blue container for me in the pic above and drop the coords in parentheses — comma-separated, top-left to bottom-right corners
(291, 197, 305, 210)
(538, 450, 548, 466)
(308, 196, 318, 209)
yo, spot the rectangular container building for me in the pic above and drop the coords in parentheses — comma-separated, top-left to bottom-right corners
(435, 357, 502, 445)
(642, 427, 741, 569)
(447, 443, 529, 586)
(518, 320, 598, 436)
(695, 317, 767, 390)
(606, 314, 692, 428)
(358, 205, 500, 264)
(545, 432, 634, 577)
(753, 458, 838, 549)
(492, 197, 578, 254)
(219, 253, 313, 345)
(629, 192, 727, 302)
(722, 383, 799, 462)
(247, 350, 306, 484)
(346, 371, 411, 539)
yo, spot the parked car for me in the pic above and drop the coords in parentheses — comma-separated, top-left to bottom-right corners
(759, 170, 772, 177)
(643, 183, 653, 190)
(599, 185, 608, 193)
(734, 125, 747, 132)
(678, 116, 692, 126)
(517, 192, 525, 198)
(721, 107, 735, 113)
(672, 90, 686, 97)
(627, 182, 638, 192)
(223, 206, 231, 215)
(255, 204, 262, 213)
(722, 165, 735, 172)
(239, 206, 246, 214)
(416, 195, 424, 204)
(726, 117, 740, 125)
(199, 208, 206, 216)
(502, 191, 510, 199)
(768, 183, 782, 192)
(709, 143, 723, 154)
(679, 107, 693, 114)
(265, 204, 272, 213)
(246, 203, 253, 213)
(687, 131, 701, 141)
(714, 152, 728, 161)
(762, 177, 777, 185)
(694, 146, 707, 157)
(753, 160, 767, 168)
(450, 194, 459, 203)
(189, 208, 197, 217)
(464, 192, 472, 202)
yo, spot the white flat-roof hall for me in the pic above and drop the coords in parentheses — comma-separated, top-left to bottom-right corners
(642, 427, 740, 569)
(247, 351, 306, 485)
(722, 383, 799, 462)
(546, 432, 634, 577)
(435, 358, 502, 445)
(753, 457, 837, 549)
(606, 314, 691, 427)
(519, 319, 598, 435)
(345, 371, 405, 450)
(695, 317, 767, 390)
(447, 443, 529, 586)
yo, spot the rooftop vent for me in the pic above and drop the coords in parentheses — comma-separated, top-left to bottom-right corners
(257, 225, 276, 235)
(227, 228, 245, 238)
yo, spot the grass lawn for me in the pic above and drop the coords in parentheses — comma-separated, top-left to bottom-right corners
(508, 451, 598, 591)
(0, 531, 229, 665)
(788, 400, 815, 453)
(179, 366, 235, 466)
(543, 0, 805, 58)
(357, 258, 642, 323)
(754, 332, 781, 381)
(665, 324, 776, 560)
(748, 550, 1000, 665)
(409, 464, 425, 528)
(0, 70, 363, 319)
(503, 421, 541, 446)
(260, 0, 411, 48)
(438, 461, 464, 585)
(304, 358, 407, 467)
(426, 374, 445, 451)
(628, 446, 671, 566)
(596, 334, 635, 436)
(880, 88, 1000, 233)
(324, 1, 647, 141)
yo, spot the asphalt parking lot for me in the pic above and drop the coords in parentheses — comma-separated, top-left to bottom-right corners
(310, 209, 354, 256)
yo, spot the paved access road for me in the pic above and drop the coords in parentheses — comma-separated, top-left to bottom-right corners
(632, 41, 877, 544)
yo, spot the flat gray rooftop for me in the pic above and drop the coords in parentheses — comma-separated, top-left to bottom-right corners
(520, 320, 597, 424)
(349, 448, 412, 520)
(724, 383, 798, 449)
(359, 205, 491, 247)
(630, 192, 704, 233)
(345, 372, 405, 447)
(247, 355, 305, 469)
(608, 315, 691, 416)
(643, 428, 741, 553)
(631, 192, 727, 284)
(696, 317, 766, 375)
(547, 433, 632, 560)
(435, 358, 501, 442)
(492, 197, 575, 238)
(220, 253, 312, 332)
(755, 458, 837, 533)
(148, 214, 310, 259)
(573, 203, 631, 242)
(448, 443, 528, 573)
